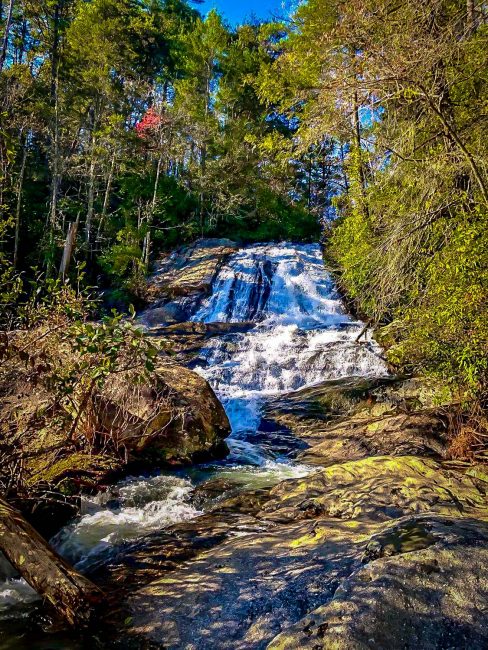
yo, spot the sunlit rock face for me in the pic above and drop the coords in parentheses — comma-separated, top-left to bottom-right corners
(144, 238, 238, 320)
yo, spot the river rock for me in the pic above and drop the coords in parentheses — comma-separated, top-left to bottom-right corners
(268, 516, 488, 650)
(264, 376, 443, 425)
(95, 361, 230, 466)
(262, 376, 450, 465)
(149, 321, 256, 364)
(297, 411, 448, 466)
(91, 512, 267, 594)
(123, 455, 487, 649)
(259, 456, 487, 523)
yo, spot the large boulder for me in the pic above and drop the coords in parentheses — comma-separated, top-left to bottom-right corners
(0, 351, 230, 513)
(95, 362, 230, 466)
(145, 238, 237, 321)
(268, 516, 488, 650)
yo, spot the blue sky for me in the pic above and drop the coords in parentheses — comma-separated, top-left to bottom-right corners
(199, 0, 287, 25)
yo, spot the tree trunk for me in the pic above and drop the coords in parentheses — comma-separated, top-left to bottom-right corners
(13, 134, 27, 268)
(97, 148, 116, 242)
(48, 63, 61, 239)
(85, 110, 98, 249)
(466, 0, 477, 34)
(0, 0, 14, 72)
(143, 154, 162, 270)
(352, 90, 370, 220)
(47, 2, 62, 271)
(85, 155, 96, 248)
(59, 217, 79, 280)
(0, 497, 103, 626)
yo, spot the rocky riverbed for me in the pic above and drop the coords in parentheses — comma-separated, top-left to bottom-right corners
(1, 240, 487, 650)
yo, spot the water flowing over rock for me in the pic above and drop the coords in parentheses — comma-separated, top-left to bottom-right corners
(190, 243, 387, 446)
(3, 241, 487, 649)
(120, 243, 487, 650)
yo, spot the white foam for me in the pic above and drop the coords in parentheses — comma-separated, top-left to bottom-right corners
(192, 243, 387, 418)
(52, 475, 201, 569)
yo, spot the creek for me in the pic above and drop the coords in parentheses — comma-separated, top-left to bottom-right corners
(0, 242, 387, 647)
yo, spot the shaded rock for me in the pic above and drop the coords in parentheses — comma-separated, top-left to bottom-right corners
(210, 487, 272, 516)
(190, 478, 271, 516)
(127, 517, 368, 649)
(264, 376, 445, 430)
(191, 478, 237, 508)
(260, 456, 487, 524)
(268, 516, 488, 650)
(138, 303, 187, 327)
(91, 512, 267, 594)
(149, 321, 256, 364)
(154, 320, 255, 339)
(96, 362, 230, 466)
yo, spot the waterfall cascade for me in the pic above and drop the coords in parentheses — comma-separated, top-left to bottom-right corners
(191, 243, 386, 436)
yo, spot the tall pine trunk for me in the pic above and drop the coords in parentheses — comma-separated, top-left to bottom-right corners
(13, 133, 27, 268)
(352, 90, 369, 220)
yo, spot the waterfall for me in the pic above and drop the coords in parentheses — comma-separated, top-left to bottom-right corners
(191, 243, 387, 438)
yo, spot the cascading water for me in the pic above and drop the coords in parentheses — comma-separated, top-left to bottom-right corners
(190, 243, 387, 463)
(0, 242, 387, 627)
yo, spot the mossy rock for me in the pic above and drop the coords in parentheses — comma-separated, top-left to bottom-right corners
(260, 456, 488, 523)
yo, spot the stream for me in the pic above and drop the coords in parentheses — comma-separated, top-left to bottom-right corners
(0, 242, 387, 648)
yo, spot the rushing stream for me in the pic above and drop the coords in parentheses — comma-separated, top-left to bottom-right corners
(0, 242, 387, 645)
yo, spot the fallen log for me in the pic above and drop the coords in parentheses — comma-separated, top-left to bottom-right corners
(0, 497, 103, 626)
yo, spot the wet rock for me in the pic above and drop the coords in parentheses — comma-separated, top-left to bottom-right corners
(191, 478, 237, 508)
(149, 321, 256, 364)
(91, 512, 267, 594)
(211, 487, 272, 516)
(267, 516, 488, 650)
(139, 303, 187, 327)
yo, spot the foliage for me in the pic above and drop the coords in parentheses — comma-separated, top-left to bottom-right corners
(0, 273, 159, 495)
(263, 0, 488, 408)
(0, 0, 318, 307)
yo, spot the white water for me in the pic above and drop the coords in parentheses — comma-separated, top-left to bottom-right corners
(0, 242, 387, 612)
(191, 243, 386, 452)
(52, 475, 200, 570)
